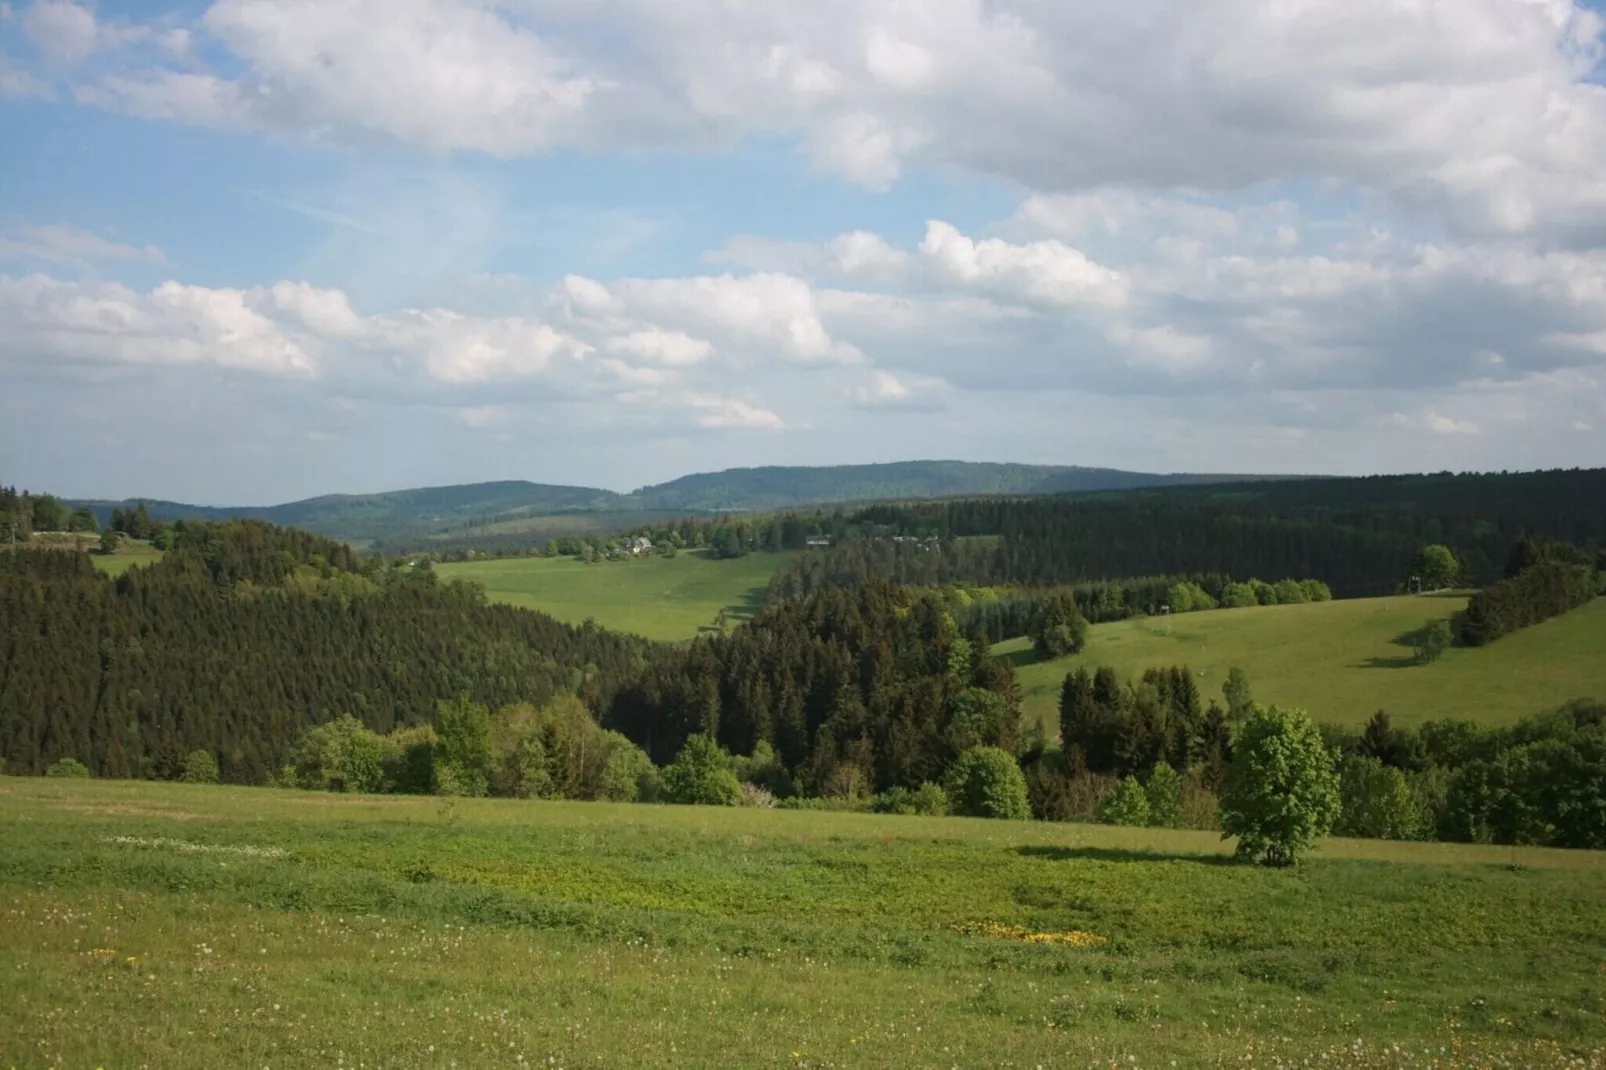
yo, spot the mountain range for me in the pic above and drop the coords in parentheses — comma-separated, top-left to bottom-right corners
(68, 460, 1280, 546)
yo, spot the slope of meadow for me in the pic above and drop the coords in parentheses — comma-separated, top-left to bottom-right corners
(1005, 592, 1606, 734)
(438, 550, 798, 641)
(2, 777, 1603, 1068)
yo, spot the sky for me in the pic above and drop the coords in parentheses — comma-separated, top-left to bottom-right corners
(3, 0, 1606, 504)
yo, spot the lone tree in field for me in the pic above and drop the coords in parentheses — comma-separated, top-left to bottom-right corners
(1220, 705, 1340, 866)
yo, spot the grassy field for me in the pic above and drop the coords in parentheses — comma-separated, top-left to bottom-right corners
(438, 550, 798, 641)
(90, 539, 164, 576)
(1004, 593, 1606, 734)
(2, 777, 1603, 1068)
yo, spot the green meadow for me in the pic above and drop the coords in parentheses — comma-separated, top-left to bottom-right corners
(438, 550, 798, 641)
(90, 539, 164, 576)
(1004, 593, 1606, 734)
(2, 777, 1602, 1068)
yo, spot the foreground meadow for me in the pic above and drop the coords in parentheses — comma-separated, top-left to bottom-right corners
(3, 779, 1604, 1068)
(1005, 593, 1606, 733)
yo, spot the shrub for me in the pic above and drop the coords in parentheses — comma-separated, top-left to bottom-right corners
(1098, 776, 1151, 826)
(1272, 578, 1309, 605)
(662, 734, 742, 806)
(180, 749, 220, 785)
(1301, 579, 1333, 602)
(944, 746, 1030, 820)
(1144, 761, 1183, 828)
(1220, 706, 1341, 866)
(738, 782, 775, 808)
(44, 756, 90, 778)
(873, 782, 950, 816)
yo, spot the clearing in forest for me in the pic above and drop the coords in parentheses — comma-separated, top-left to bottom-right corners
(438, 549, 798, 641)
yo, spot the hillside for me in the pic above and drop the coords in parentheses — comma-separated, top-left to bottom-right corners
(1003, 592, 1606, 735)
(437, 550, 798, 641)
(628, 460, 1261, 511)
(66, 460, 1264, 545)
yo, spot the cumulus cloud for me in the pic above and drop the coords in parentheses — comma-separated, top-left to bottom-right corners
(0, 273, 317, 376)
(13, 0, 1606, 243)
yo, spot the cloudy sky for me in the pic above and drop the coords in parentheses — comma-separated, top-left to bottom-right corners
(3, 0, 1606, 504)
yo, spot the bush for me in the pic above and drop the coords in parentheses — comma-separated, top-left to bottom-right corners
(1334, 756, 1420, 839)
(662, 734, 742, 806)
(873, 782, 950, 815)
(1220, 706, 1341, 866)
(44, 756, 90, 778)
(180, 749, 220, 785)
(1098, 775, 1150, 826)
(944, 746, 1030, 820)
(1272, 578, 1308, 605)
(738, 782, 776, 808)
(1301, 579, 1333, 602)
(1144, 761, 1183, 828)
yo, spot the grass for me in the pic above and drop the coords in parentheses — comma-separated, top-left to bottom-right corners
(2, 777, 1603, 1068)
(1004, 593, 1606, 734)
(438, 550, 798, 641)
(90, 539, 164, 576)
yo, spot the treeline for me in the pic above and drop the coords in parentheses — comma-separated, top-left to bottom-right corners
(1, 486, 100, 540)
(1456, 540, 1602, 645)
(765, 469, 1606, 599)
(947, 575, 1332, 640)
(1042, 661, 1606, 849)
(0, 524, 652, 782)
(1324, 705, 1606, 849)
(605, 582, 1022, 795)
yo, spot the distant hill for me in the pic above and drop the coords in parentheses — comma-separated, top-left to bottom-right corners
(627, 461, 1263, 512)
(69, 460, 1272, 545)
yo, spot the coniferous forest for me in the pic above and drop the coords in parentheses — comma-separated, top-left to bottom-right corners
(0, 522, 650, 782)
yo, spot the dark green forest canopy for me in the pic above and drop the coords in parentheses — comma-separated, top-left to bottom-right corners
(0, 522, 652, 782)
(766, 468, 1606, 600)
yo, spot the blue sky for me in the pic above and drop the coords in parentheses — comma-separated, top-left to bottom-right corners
(3, 0, 1606, 503)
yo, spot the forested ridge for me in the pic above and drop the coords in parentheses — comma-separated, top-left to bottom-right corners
(0, 523, 651, 782)
(767, 468, 1606, 600)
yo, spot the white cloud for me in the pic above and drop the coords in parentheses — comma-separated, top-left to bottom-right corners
(569, 272, 864, 365)
(919, 221, 1129, 309)
(683, 392, 785, 430)
(24, 0, 1606, 243)
(0, 223, 167, 266)
(0, 273, 317, 376)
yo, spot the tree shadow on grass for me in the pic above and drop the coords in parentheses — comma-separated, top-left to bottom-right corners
(1015, 844, 1238, 867)
(999, 645, 1052, 669)
(1357, 627, 1431, 669)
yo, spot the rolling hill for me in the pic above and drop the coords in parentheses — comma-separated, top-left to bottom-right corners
(67, 460, 1268, 545)
(1002, 592, 1606, 735)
